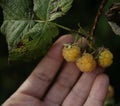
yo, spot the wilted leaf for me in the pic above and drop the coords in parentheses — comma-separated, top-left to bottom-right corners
(1, 20, 59, 61)
(0, 0, 73, 61)
(106, 2, 120, 36)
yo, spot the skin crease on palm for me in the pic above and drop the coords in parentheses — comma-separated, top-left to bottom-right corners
(2, 35, 109, 106)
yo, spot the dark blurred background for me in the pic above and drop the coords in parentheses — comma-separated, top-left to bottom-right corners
(0, 0, 120, 105)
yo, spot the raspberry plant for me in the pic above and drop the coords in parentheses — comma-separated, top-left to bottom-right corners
(61, 0, 115, 72)
(0, 0, 120, 105)
(0, 0, 119, 63)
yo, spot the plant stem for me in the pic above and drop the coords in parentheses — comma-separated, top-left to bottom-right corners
(90, 0, 108, 39)
(35, 20, 88, 39)
(53, 23, 73, 32)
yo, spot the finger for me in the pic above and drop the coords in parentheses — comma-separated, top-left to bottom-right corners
(44, 62, 81, 106)
(84, 74, 109, 106)
(17, 35, 74, 99)
(62, 67, 103, 106)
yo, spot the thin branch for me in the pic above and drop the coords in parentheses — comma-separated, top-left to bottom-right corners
(90, 0, 108, 38)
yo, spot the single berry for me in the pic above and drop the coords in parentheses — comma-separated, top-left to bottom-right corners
(98, 49, 113, 68)
(76, 53, 96, 72)
(62, 44, 81, 62)
(106, 85, 114, 99)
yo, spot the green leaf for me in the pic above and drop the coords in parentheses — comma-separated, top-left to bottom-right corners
(1, 20, 59, 61)
(0, 0, 33, 19)
(108, 21, 120, 36)
(105, 2, 120, 36)
(34, 0, 74, 21)
(0, 0, 73, 61)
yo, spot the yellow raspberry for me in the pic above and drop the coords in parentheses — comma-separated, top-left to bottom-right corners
(98, 49, 113, 68)
(76, 53, 96, 72)
(62, 44, 81, 62)
(106, 85, 114, 99)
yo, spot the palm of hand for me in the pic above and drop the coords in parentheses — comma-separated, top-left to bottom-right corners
(2, 35, 109, 106)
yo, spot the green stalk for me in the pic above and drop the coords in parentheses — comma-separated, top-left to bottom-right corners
(53, 23, 72, 32)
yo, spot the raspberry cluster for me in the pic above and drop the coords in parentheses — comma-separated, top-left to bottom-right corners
(62, 41, 113, 72)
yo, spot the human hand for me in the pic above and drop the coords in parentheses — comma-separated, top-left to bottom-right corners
(2, 35, 109, 106)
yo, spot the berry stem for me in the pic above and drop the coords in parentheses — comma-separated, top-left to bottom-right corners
(90, 0, 108, 38)
(54, 23, 88, 38)
(86, 40, 95, 51)
(73, 33, 80, 44)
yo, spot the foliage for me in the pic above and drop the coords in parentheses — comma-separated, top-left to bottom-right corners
(0, 0, 120, 105)
(0, 0, 73, 61)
